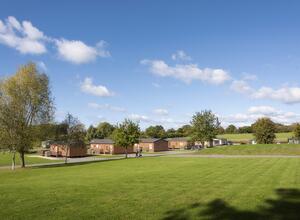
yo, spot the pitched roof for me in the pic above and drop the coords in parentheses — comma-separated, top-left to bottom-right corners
(165, 137, 189, 141)
(90, 139, 114, 144)
(139, 138, 164, 143)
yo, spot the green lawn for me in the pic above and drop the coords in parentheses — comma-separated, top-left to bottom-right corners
(0, 157, 300, 219)
(0, 152, 62, 167)
(197, 144, 300, 155)
(217, 132, 293, 143)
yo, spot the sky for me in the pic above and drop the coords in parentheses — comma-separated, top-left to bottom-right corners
(1, 0, 300, 129)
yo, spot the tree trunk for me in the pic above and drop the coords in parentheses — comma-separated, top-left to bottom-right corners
(201, 141, 205, 149)
(20, 151, 25, 168)
(65, 146, 68, 164)
(11, 151, 16, 170)
(125, 147, 128, 158)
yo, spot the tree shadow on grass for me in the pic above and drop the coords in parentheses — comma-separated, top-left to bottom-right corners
(32, 158, 127, 169)
(162, 188, 300, 220)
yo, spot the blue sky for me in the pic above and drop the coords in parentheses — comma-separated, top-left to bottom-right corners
(1, 0, 300, 129)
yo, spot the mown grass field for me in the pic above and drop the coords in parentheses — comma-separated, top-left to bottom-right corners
(217, 132, 293, 143)
(1, 157, 300, 219)
(197, 144, 300, 155)
(0, 152, 62, 167)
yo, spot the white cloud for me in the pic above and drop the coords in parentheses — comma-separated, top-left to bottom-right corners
(0, 16, 47, 54)
(0, 16, 110, 64)
(141, 59, 230, 84)
(231, 77, 300, 104)
(171, 50, 191, 61)
(55, 39, 110, 64)
(88, 103, 126, 112)
(81, 78, 114, 97)
(153, 108, 169, 116)
(128, 114, 150, 122)
(251, 87, 300, 104)
(221, 105, 300, 126)
(248, 106, 278, 116)
(230, 80, 253, 94)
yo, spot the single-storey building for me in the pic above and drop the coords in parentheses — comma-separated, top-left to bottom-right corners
(89, 139, 134, 154)
(135, 138, 169, 152)
(194, 138, 228, 148)
(166, 137, 192, 150)
(50, 142, 87, 157)
(288, 138, 300, 144)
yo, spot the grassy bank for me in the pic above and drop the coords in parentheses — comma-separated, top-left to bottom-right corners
(197, 144, 300, 155)
(217, 132, 293, 143)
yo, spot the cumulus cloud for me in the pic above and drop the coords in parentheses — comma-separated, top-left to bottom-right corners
(0, 16, 47, 54)
(221, 105, 300, 126)
(171, 50, 191, 61)
(0, 16, 110, 64)
(141, 59, 230, 84)
(128, 114, 150, 122)
(88, 103, 126, 112)
(251, 87, 300, 104)
(242, 73, 257, 81)
(230, 80, 253, 94)
(153, 108, 169, 116)
(81, 78, 114, 97)
(55, 39, 110, 64)
(231, 78, 300, 104)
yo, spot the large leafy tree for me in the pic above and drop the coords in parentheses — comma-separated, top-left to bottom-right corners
(177, 125, 193, 137)
(225, 124, 237, 134)
(85, 125, 97, 142)
(145, 125, 166, 138)
(96, 122, 115, 139)
(191, 110, 220, 147)
(112, 119, 140, 158)
(253, 118, 276, 144)
(0, 63, 54, 168)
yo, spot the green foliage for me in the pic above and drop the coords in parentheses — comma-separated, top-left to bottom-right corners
(96, 122, 115, 138)
(85, 125, 97, 142)
(0, 62, 54, 167)
(191, 110, 220, 146)
(293, 123, 300, 139)
(145, 125, 166, 138)
(166, 128, 177, 138)
(253, 118, 276, 144)
(176, 125, 192, 137)
(225, 124, 237, 134)
(112, 119, 140, 158)
(60, 113, 86, 147)
(238, 126, 252, 133)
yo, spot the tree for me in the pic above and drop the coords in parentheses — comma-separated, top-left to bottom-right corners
(0, 63, 54, 169)
(252, 118, 276, 144)
(191, 110, 220, 147)
(60, 113, 86, 163)
(112, 119, 140, 158)
(96, 122, 115, 139)
(294, 123, 300, 139)
(238, 126, 252, 134)
(85, 125, 97, 142)
(166, 128, 177, 138)
(225, 124, 237, 134)
(177, 125, 192, 137)
(145, 125, 166, 138)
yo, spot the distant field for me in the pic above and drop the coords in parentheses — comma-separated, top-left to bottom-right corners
(0, 152, 62, 167)
(217, 132, 293, 143)
(197, 144, 300, 155)
(1, 157, 300, 219)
